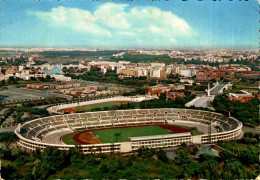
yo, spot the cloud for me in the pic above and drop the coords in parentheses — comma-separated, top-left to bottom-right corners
(94, 3, 130, 30)
(28, 6, 112, 38)
(28, 3, 195, 47)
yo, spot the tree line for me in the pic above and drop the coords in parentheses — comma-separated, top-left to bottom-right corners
(213, 95, 259, 126)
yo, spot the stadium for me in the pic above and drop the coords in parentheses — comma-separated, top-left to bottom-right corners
(46, 96, 148, 114)
(15, 108, 243, 154)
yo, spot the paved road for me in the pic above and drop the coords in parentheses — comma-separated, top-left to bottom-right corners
(165, 145, 219, 160)
(210, 83, 227, 95)
(198, 145, 219, 157)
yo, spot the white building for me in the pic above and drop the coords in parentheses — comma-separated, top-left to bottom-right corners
(179, 69, 196, 78)
(51, 74, 71, 81)
(151, 69, 161, 78)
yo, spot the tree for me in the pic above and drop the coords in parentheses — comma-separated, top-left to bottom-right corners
(0, 132, 18, 149)
(179, 142, 187, 148)
(175, 149, 192, 165)
(12, 111, 23, 124)
(30, 77, 37, 81)
(239, 149, 258, 164)
(42, 147, 66, 174)
(191, 147, 199, 156)
(32, 159, 47, 180)
(159, 92, 166, 100)
(137, 146, 156, 159)
(149, 80, 156, 86)
(68, 145, 84, 163)
(0, 79, 6, 87)
(157, 149, 168, 163)
(2, 162, 17, 180)
(219, 150, 235, 160)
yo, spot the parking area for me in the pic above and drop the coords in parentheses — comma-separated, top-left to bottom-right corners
(0, 86, 72, 103)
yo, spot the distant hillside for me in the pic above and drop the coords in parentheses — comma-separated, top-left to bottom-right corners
(39, 50, 125, 59)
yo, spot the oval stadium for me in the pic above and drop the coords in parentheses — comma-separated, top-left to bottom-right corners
(15, 108, 243, 154)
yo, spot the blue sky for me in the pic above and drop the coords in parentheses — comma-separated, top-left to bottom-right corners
(0, 0, 258, 49)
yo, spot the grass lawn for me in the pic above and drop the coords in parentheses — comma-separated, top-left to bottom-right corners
(62, 131, 80, 145)
(18, 81, 39, 85)
(92, 126, 171, 143)
(218, 141, 251, 151)
(191, 130, 202, 136)
(77, 102, 119, 111)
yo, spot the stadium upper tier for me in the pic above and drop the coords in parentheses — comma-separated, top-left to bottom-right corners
(15, 108, 243, 154)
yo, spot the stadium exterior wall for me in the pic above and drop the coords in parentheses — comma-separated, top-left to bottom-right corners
(15, 108, 243, 154)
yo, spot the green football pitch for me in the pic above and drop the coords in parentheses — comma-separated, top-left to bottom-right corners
(77, 102, 119, 111)
(92, 126, 171, 143)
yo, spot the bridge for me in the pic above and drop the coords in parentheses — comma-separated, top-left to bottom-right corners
(185, 82, 232, 108)
(209, 82, 232, 95)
